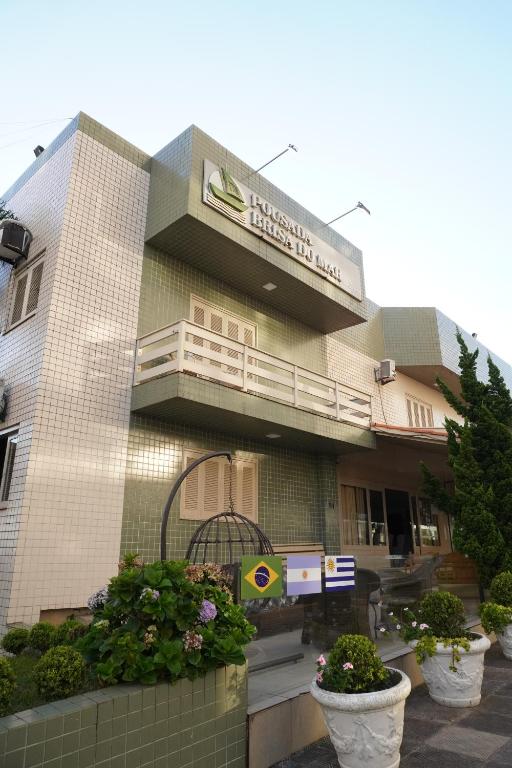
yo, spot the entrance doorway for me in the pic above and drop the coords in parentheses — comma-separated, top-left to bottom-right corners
(385, 489, 413, 559)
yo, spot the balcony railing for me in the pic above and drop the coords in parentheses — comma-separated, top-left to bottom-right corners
(134, 320, 372, 429)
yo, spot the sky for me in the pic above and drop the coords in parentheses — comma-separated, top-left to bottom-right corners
(1, 0, 511, 362)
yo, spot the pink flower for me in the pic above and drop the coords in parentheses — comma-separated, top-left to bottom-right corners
(316, 654, 327, 667)
(343, 662, 354, 670)
(411, 621, 417, 628)
(316, 671, 323, 683)
(419, 623, 429, 630)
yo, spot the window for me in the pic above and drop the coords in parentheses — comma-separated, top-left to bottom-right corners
(8, 257, 44, 329)
(417, 497, 440, 547)
(406, 395, 434, 428)
(180, 449, 258, 521)
(340, 485, 387, 547)
(0, 430, 18, 502)
(190, 296, 257, 347)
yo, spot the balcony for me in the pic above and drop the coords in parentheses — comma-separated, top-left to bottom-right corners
(131, 320, 375, 453)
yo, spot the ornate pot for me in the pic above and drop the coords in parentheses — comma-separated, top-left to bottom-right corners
(310, 668, 411, 768)
(497, 623, 512, 660)
(412, 632, 490, 707)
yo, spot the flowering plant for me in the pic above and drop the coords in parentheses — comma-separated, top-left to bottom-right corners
(79, 555, 255, 686)
(315, 634, 389, 694)
(389, 591, 471, 671)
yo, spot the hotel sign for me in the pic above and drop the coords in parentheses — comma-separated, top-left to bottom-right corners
(202, 160, 363, 301)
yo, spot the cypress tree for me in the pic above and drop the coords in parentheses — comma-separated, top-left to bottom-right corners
(422, 331, 512, 586)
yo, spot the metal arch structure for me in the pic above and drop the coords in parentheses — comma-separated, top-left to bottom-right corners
(185, 508, 274, 565)
(160, 449, 274, 564)
(160, 450, 232, 561)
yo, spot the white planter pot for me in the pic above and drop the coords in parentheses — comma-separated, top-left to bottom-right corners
(412, 632, 490, 707)
(497, 623, 512, 660)
(310, 668, 411, 768)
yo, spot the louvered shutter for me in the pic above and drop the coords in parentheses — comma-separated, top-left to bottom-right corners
(181, 450, 258, 521)
(183, 456, 200, 517)
(25, 262, 44, 314)
(240, 462, 257, 521)
(10, 274, 27, 325)
(204, 461, 221, 517)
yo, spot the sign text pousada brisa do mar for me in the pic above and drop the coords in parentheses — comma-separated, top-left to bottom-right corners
(202, 160, 363, 301)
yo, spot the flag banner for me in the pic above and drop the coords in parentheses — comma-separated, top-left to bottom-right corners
(324, 555, 356, 591)
(241, 555, 283, 599)
(286, 555, 322, 596)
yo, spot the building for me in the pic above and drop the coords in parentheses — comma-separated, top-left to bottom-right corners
(1, 114, 511, 635)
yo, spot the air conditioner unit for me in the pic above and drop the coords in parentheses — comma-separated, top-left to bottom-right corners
(375, 359, 396, 384)
(0, 220, 33, 266)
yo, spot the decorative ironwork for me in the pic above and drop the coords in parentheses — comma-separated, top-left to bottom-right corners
(161, 450, 273, 565)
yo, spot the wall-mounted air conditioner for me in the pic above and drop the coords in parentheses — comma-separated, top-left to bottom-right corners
(0, 220, 33, 266)
(374, 359, 396, 384)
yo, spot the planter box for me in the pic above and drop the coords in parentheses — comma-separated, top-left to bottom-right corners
(0, 664, 247, 768)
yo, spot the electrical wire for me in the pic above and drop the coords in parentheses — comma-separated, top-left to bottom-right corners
(0, 118, 73, 151)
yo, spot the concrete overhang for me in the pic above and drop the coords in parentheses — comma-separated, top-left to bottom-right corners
(145, 126, 369, 334)
(381, 307, 512, 391)
(131, 373, 375, 455)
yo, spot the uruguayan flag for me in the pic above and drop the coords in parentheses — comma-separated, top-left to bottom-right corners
(286, 555, 322, 596)
(324, 555, 356, 591)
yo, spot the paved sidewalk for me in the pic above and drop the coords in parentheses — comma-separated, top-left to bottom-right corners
(272, 642, 512, 767)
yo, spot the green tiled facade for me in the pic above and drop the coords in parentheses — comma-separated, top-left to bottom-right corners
(121, 415, 338, 561)
(123, 230, 344, 560)
(0, 666, 247, 768)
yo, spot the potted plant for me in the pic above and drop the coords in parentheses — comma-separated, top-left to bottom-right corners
(480, 571, 512, 659)
(310, 634, 411, 768)
(395, 590, 490, 707)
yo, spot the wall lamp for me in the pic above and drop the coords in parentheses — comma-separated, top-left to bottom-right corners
(325, 201, 371, 226)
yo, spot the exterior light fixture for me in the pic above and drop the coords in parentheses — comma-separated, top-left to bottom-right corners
(33, 145, 45, 157)
(245, 144, 298, 179)
(325, 201, 371, 226)
(263, 282, 277, 291)
(265, 433, 281, 439)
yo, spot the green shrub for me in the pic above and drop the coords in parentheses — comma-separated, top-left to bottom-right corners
(79, 557, 255, 686)
(0, 657, 16, 716)
(316, 634, 388, 694)
(33, 646, 86, 701)
(417, 591, 466, 638)
(28, 622, 56, 653)
(480, 602, 512, 635)
(1, 627, 29, 656)
(490, 572, 512, 607)
(53, 619, 87, 646)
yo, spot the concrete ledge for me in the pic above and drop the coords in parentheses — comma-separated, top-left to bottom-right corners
(0, 664, 247, 768)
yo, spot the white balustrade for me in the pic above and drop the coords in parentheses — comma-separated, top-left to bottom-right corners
(134, 320, 372, 429)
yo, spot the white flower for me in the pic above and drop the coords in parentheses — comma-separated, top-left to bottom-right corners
(404, 607, 409, 612)
(396, 624, 401, 630)
(379, 627, 386, 633)
(411, 621, 417, 628)
(388, 611, 393, 617)
(419, 623, 429, 630)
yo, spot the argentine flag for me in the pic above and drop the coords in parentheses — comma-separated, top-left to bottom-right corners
(325, 555, 356, 591)
(286, 555, 322, 596)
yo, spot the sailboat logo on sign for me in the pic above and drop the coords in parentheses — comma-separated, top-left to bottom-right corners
(208, 167, 248, 213)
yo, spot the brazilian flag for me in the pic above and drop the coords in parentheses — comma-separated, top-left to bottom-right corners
(241, 555, 283, 599)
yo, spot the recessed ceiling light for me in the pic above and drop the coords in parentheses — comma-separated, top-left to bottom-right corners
(263, 282, 277, 291)
(265, 433, 281, 439)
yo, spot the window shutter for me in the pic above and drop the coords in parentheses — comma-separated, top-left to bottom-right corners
(0, 435, 17, 502)
(204, 461, 221, 516)
(406, 399, 413, 427)
(183, 456, 200, 516)
(241, 462, 257, 521)
(181, 450, 258, 521)
(25, 261, 44, 314)
(10, 274, 28, 325)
